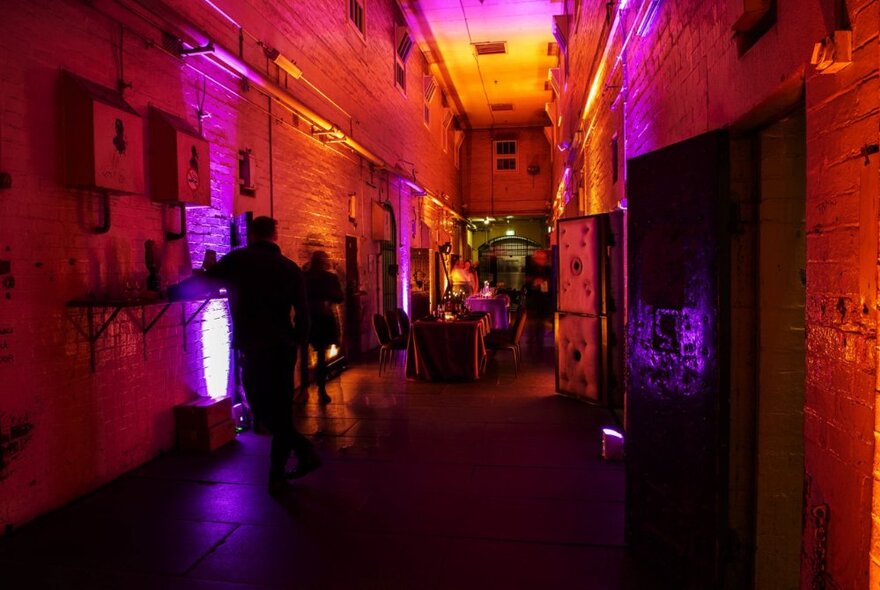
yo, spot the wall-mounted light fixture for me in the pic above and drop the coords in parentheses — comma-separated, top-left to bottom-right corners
(263, 45, 303, 79)
(311, 125, 346, 143)
(811, 30, 852, 75)
(348, 192, 358, 223)
(635, 0, 661, 37)
(180, 40, 216, 56)
(239, 149, 256, 196)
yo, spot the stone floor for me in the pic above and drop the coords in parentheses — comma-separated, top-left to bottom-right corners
(0, 333, 653, 589)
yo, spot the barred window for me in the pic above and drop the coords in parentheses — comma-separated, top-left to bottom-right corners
(349, 0, 365, 36)
(494, 140, 517, 172)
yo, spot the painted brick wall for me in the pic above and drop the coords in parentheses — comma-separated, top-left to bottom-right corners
(560, 0, 879, 588)
(463, 128, 552, 216)
(0, 0, 459, 532)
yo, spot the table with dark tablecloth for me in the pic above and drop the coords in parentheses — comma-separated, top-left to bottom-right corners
(405, 314, 490, 381)
(466, 295, 510, 330)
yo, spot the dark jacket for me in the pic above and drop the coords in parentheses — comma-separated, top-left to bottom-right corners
(304, 268, 344, 348)
(204, 241, 309, 350)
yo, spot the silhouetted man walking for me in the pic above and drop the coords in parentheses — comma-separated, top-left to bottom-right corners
(172, 216, 321, 491)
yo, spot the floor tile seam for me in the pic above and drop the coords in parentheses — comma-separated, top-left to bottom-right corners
(181, 522, 241, 577)
(205, 525, 620, 552)
(470, 461, 625, 473)
(44, 511, 255, 529)
(33, 560, 285, 590)
(421, 532, 629, 550)
(123, 474, 290, 489)
(0, 500, 246, 540)
(353, 488, 625, 506)
(0, 560, 258, 584)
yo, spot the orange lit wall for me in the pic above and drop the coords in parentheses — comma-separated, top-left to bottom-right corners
(462, 128, 552, 216)
(0, 0, 458, 532)
(559, 0, 878, 587)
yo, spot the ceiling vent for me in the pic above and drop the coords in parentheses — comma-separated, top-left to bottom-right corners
(396, 27, 414, 62)
(473, 41, 508, 56)
(490, 103, 514, 111)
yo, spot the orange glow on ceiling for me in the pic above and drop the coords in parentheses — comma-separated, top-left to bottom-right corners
(402, 0, 560, 129)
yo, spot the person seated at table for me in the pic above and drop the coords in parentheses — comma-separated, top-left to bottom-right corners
(449, 255, 473, 296)
(463, 260, 479, 295)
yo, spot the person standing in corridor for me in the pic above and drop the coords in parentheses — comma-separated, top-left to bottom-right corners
(171, 216, 321, 491)
(304, 250, 345, 404)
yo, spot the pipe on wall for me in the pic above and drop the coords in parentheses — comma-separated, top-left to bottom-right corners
(129, 0, 467, 225)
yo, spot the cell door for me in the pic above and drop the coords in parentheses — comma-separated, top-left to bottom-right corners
(625, 130, 729, 588)
(344, 235, 364, 359)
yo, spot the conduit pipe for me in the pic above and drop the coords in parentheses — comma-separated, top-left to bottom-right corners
(123, 0, 466, 225)
(552, 0, 647, 219)
(137, 0, 382, 166)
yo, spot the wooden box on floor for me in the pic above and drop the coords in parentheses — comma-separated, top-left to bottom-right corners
(174, 397, 235, 451)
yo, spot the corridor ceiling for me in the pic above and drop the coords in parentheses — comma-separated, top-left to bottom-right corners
(400, 0, 562, 129)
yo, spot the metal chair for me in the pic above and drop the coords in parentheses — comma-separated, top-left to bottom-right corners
(485, 307, 527, 376)
(395, 307, 411, 340)
(385, 309, 402, 339)
(372, 313, 406, 375)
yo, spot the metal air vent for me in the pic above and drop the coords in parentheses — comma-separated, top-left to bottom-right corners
(490, 103, 514, 111)
(473, 41, 507, 56)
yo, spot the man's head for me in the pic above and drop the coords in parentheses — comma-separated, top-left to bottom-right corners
(249, 216, 278, 243)
(310, 250, 331, 271)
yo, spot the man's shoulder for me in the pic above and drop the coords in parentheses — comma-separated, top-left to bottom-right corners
(280, 255, 302, 271)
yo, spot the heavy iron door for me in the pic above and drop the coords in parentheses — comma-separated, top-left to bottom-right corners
(626, 130, 729, 588)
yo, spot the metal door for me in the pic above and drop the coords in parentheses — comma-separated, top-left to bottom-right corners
(344, 235, 364, 359)
(625, 130, 729, 588)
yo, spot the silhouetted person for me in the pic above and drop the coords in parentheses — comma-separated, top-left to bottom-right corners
(304, 251, 344, 404)
(170, 216, 320, 492)
(449, 254, 473, 296)
(113, 118, 126, 154)
(189, 145, 199, 171)
(524, 249, 552, 356)
(463, 260, 478, 294)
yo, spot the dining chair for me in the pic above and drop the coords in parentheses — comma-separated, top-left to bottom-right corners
(385, 309, 402, 339)
(396, 307, 410, 340)
(372, 313, 406, 375)
(485, 307, 528, 376)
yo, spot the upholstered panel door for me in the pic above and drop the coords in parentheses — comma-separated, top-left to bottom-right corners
(557, 215, 602, 315)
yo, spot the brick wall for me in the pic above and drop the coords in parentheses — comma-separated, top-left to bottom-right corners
(463, 127, 552, 216)
(560, 0, 878, 587)
(0, 0, 459, 532)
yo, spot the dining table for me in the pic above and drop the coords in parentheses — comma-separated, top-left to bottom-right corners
(466, 294, 510, 330)
(405, 312, 491, 381)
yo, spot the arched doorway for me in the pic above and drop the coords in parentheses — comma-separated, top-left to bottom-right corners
(476, 235, 543, 290)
